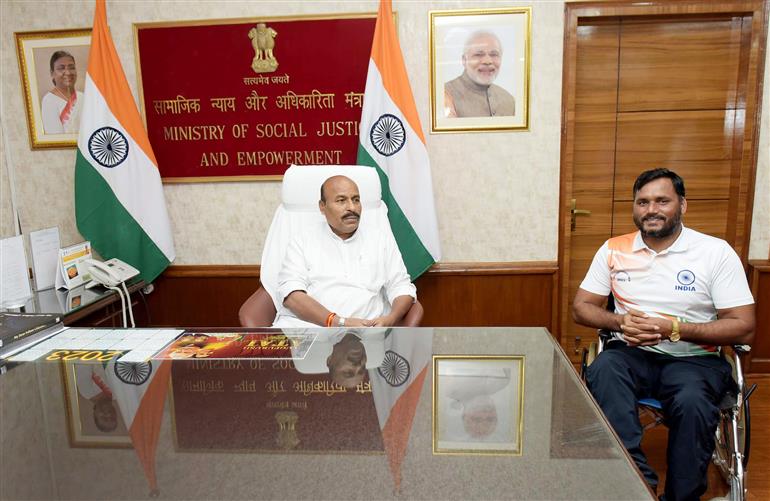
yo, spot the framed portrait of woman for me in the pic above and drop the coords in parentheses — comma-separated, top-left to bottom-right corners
(16, 28, 92, 149)
(429, 8, 531, 133)
(61, 360, 132, 448)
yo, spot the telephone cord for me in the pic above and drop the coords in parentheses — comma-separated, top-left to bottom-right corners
(107, 286, 127, 328)
(120, 281, 135, 328)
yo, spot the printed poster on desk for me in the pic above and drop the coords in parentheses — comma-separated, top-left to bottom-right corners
(55, 242, 92, 290)
(155, 330, 315, 360)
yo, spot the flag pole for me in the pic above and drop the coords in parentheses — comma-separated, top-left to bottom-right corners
(0, 109, 23, 236)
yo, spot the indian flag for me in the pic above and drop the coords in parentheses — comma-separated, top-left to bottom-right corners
(370, 329, 432, 490)
(105, 358, 172, 495)
(358, 0, 441, 279)
(76, 0, 174, 283)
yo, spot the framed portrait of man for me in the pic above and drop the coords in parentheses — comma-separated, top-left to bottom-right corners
(429, 8, 530, 133)
(15, 28, 91, 149)
(432, 355, 525, 455)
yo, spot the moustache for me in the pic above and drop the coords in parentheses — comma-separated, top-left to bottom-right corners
(342, 211, 360, 220)
(643, 215, 665, 222)
(346, 348, 364, 363)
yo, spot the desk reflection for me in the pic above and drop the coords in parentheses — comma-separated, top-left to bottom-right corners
(1, 327, 653, 500)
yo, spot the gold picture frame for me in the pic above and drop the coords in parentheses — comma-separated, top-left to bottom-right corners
(15, 28, 92, 149)
(61, 360, 132, 448)
(433, 355, 525, 455)
(429, 8, 531, 133)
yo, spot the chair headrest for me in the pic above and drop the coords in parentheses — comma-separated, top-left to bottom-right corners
(281, 165, 382, 211)
(260, 165, 389, 312)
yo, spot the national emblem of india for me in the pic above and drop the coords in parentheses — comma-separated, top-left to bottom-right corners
(248, 23, 278, 73)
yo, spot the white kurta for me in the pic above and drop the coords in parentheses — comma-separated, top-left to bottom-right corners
(273, 222, 416, 327)
(41, 90, 83, 134)
(75, 364, 109, 399)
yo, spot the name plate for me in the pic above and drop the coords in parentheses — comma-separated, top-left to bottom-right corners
(135, 14, 376, 182)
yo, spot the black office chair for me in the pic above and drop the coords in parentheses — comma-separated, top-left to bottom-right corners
(580, 296, 756, 501)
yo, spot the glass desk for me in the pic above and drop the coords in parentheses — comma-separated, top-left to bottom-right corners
(0, 280, 146, 325)
(0, 327, 653, 500)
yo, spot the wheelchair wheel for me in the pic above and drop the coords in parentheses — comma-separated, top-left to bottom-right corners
(585, 341, 598, 367)
(730, 474, 743, 501)
(580, 341, 598, 380)
(712, 397, 750, 500)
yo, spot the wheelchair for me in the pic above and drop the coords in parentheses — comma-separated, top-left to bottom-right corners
(581, 329, 756, 501)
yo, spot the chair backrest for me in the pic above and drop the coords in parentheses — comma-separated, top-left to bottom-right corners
(260, 164, 387, 312)
(238, 286, 276, 328)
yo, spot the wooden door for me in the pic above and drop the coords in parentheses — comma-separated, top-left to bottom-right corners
(559, 1, 767, 364)
(563, 20, 620, 361)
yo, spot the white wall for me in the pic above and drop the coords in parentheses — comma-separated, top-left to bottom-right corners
(0, 124, 15, 237)
(1, 0, 767, 265)
(749, 43, 770, 261)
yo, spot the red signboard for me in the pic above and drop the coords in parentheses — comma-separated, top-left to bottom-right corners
(135, 15, 376, 181)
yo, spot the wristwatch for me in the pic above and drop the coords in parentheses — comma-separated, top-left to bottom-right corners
(669, 318, 681, 343)
(337, 316, 346, 327)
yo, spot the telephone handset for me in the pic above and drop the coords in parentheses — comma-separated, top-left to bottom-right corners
(85, 258, 140, 288)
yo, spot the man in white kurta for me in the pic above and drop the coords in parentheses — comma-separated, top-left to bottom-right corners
(273, 175, 416, 328)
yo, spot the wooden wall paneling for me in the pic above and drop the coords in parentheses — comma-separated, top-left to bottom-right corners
(561, 20, 621, 363)
(614, 110, 737, 200)
(140, 263, 558, 332)
(618, 16, 743, 112)
(724, 15, 756, 250)
(143, 266, 261, 327)
(732, 7, 769, 263)
(555, 2, 581, 349)
(748, 261, 770, 373)
(413, 263, 557, 329)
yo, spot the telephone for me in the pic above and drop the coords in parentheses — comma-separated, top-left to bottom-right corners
(85, 258, 140, 288)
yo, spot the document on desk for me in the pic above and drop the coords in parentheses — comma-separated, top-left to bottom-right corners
(0, 235, 32, 308)
(7, 328, 184, 362)
(54, 241, 93, 290)
(154, 331, 316, 360)
(29, 227, 60, 291)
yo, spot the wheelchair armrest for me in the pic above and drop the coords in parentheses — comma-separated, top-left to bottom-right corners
(732, 344, 751, 356)
(598, 328, 613, 342)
